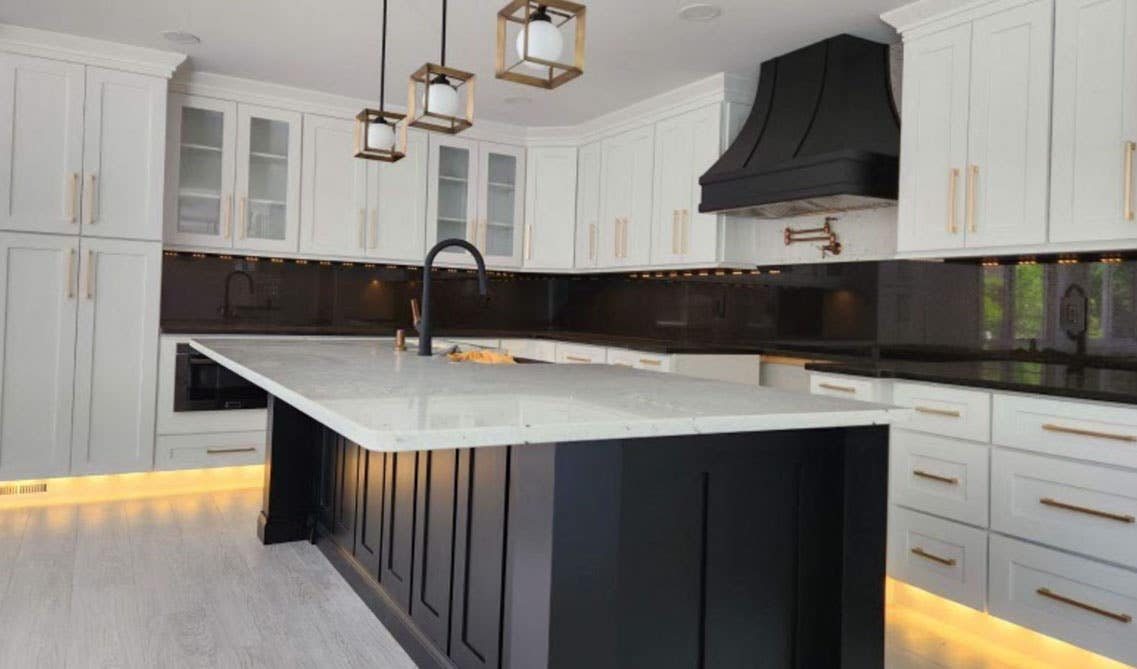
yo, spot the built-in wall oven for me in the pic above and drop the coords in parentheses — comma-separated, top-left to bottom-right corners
(173, 343, 267, 412)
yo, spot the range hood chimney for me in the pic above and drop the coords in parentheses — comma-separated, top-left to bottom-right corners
(700, 35, 900, 219)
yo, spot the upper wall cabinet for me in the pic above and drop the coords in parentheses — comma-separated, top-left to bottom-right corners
(0, 55, 166, 241)
(895, 0, 1054, 253)
(524, 146, 577, 270)
(300, 114, 370, 258)
(574, 142, 602, 269)
(599, 126, 655, 268)
(165, 95, 301, 254)
(1049, 0, 1137, 243)
(651, 105, 722, 265)
(373, 128, 429, 263)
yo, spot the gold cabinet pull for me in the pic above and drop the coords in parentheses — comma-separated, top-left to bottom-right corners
(1036, 587, 1132, 624)
(84, 174, 97, 226)
(358, 209, 367, 249)
(1041, 423, 1136, 443)
(914, 405, 962, 418)
(222, 194, 232, 239)
(67, 173, 79, 223)
(913, 469, 959, 485)
(639, 358, 662, 367)
(966, 165, 978, 233)
(947, 168, 959, 233)
(910, 546, 957, 567)
(681, 208, 689, 255)
(621, 217, 629, 258)
(1039, 497, 1135, 523)
(613, 218, 621, 258)
(1126, 140, 1135, 222)
(206, 447, 257, 455)
(65, 248, 75, 298)
(818, 382, 857, 393)
(370, 208, 380, 249)
(239, 197, 247, 239)
(84, 249, 94, 300)
(565, 355, 591, 363)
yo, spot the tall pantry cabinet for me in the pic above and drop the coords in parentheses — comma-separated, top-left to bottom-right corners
(0, 37, 180, 480)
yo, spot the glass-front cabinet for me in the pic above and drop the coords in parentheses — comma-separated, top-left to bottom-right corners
(427, 136, 524, 267)
(165, 95, 301, 253)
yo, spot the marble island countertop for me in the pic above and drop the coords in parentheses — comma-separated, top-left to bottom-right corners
(190, 337, 907, 452)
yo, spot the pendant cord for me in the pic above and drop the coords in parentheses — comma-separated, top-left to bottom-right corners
(440, 0, 447, 66)
(378, 0, 387, 111)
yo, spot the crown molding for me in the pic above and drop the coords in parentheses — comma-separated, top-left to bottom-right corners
(881, 0, 1036, 36)
(0, 23, 186, 78)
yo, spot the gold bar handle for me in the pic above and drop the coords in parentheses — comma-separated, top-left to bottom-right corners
(910, 546, 957, 567)
(239, 197, 247, 239)
(1125, 140, 1135, 222)
(222, 194, 232, 239)
(947, 168, 959, 234)
(206, 447, 258, 455)
(639, 358, 662, 367)
(914, 406, 962, 418)
(84, 249, 94, 300)
(1041, 423, 1136, 443)
(65, 248, 75, 298)
(966, 165, 978, 233)
(1040, 497, 1135, 523)
(84, 174, 97, 226)
(67, 173, 79, 223)
(1036, 587, 1132, 623)
(358, 209, 367, 249)
(566, 355, 591, 363)
(913, 469, 959, 485)
(681, 208, 689, 255)
(622, 217, 629, 258)
(818, 382, 857, 393)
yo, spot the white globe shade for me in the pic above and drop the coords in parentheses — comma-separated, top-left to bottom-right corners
(424, 80, 461, 118)
(515, 19, 563, 71)
(366, 121, 395, 151)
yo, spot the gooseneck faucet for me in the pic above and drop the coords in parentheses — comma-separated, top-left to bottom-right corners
(417, 239, 488, 356)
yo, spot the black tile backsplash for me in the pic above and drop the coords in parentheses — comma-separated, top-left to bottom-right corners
(161, 254, 1137, 367)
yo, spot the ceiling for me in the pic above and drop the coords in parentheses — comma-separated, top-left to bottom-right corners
(0, 0, 905, 126)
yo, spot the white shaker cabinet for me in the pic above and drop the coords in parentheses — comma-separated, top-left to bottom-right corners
(574, 141, 602, 269)
(372, 128, 429, 263)
(1049, 0, 1137, 243)
(477, 142, 525, 267)
(0, 53, 85, 236)
(164, 94, 238, 249)
(895, 0, 1053, 252)
(234, 104, 302, 254)
(599, 126, 654, 267)
(81, 67, 167, 241)
(0, 233, 79, 479)
(651, 105, 723, 265)
(71, 237, 161, 475)
(523, 146, 577, 270)
(300, 114, 370, 258)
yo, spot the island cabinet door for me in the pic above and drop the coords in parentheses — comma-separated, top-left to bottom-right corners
(354, 449, 386, 575)
(380, 449, 419, 611)
(449, 446, 510, 669)
(411, 448, 459, 650)
(331, 436, 359, 552)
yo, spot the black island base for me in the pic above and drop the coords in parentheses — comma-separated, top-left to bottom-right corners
(258, 396, 889, 669)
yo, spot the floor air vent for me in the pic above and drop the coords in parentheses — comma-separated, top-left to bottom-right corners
(0, 482, 48, 496)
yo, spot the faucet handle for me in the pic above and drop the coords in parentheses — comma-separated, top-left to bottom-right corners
(410, 298, 421, 332)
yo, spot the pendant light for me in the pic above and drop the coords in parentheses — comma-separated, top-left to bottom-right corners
(496, 1, 585, 90)
(407, 0, 475, 134)
(354, 0, 407, 162)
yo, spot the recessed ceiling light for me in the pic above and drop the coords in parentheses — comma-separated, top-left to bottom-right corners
(160, 30, 201, 45)
(678, 3, 723, 21)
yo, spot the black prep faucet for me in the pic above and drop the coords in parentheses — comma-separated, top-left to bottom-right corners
(417, 239, 488, 356)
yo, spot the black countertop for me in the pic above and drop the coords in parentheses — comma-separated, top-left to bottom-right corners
(805, 359, 1137, 405)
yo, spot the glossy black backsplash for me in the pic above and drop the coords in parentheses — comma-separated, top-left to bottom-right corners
(161, 254, 1137, 365)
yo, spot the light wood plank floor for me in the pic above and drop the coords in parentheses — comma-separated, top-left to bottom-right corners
(0, 488, 1111, 669)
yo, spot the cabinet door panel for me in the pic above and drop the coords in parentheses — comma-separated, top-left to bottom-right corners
(574, 142, 601, 268)
(412, 448, 458, 650)
(0, 54, 84, 236)
(966, 0, 1053, 248)
(71, 238, 160, 475)
(598, 129, 656, 268)
(1050, 0, 1137, 242)
(479, 143, 525, 268)
(523, 146, 576, 270)
(623, 127, 655, 267)
(300, 114, 368, 258)
(164, 94, 238, 249)
(685, 104, 724, 263)
(332, 437, 359, 551)
(427, 135, 479, 265)
(234, 104, 302, 254)
(652, 114, 693, 265)
(449, 446, 509, 669)
(0, 233, 78, 479)
(381, 449, 418, 610)
(372, 129, 428, 263)
(355, 448, 384, 573)
(896, 24, 972, 252)
(82, 68, 166, 241)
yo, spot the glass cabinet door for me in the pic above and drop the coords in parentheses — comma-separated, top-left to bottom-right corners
(427, 136, 479, 262)
(478, 143, 525, 266)
(234, 104, 301, 254)
(165, 94, 236, 248)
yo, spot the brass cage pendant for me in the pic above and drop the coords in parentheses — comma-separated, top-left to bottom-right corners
(354, 109, 408, 162)
(406, 63, 476, 134)
(496, 0, 585, 90)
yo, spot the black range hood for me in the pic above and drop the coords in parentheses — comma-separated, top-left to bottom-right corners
(700, 34, 900, 219)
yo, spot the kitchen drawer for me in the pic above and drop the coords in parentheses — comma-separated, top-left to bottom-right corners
(989, 534, 1137, 667)
(606, 348, 673, 372)
(500, 338, 556, 362)
(992, 394, 1137, 469)
(890, 430, 989, 527)
(155, 431, 266, 471)
(809, 373, 887, 402)
(445, 337, 501, 349)
(991, 449, 1137, 569)
(555, 342, 607, 364)
(887, 506, 988, 612)
(892, 382, 990, 442)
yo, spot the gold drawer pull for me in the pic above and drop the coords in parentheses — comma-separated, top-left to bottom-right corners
(1041, 423, 1136, 443)
(818, 382, 857, 393)
(206, 447, 258, 455)
(638, 358, 662, 367)
(913, 469, 959, 485)
(1125, 140, 1135, 222)
(914, 406, 961, 418)
(910, 546, 956, 567)
(966, 164, 978, 233)
(1036, 587, 1132, 624)
(1040, 497, 1135, 523)
(565, 355, 591, 363)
